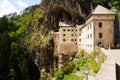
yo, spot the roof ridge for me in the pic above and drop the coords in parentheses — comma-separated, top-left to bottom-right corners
(92, 5, 116, 15)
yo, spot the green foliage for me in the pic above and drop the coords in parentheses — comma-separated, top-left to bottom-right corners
(75, 50, 90, 71)
(110, 0, 120, 18)
(46, 74, 52, 80)
(0, 16, 8, 33)
(54, 70, 64, 80)
(54, 62, 75, 80)
(0, 5, 40, 80)
(90, 48, 106, 74)
(62, 62, 75, 75)
(63, 73, 83, 80)
(75, 59, 88, 70)
(79, 49, 86, 58)
(54, 48, 106, 80)
(90, 59, 100, 73)
(8, 69, 16, 80)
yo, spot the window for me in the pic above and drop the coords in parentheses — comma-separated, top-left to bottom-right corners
(90, 34, 92, 38)
(71, 29, 74, 31)
(90, 45, 92, 47)
(68, 29, 70, 31)
(90, 24, 91, 29)
(75, 39, 77, 41)
(63, 39, 66, 41)
(79, 34, 81, 36)
(75, 34, 77, 36)
(79, 29, 81, 31)
(99, 33, 102, 38)
(99, 22, 102, 28)
(98, 42, 102, 47)
(71, 39, 74, 41)
(76, 29, 77, 31)
(79, 39, 81, 42)
(88, 35, 89, 39)
(63, 29, 66, 31)
(71, 34, 74, 36)
(63, 34, 66, 36)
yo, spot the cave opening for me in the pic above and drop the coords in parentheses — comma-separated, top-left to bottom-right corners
(50, 7, 84, 32)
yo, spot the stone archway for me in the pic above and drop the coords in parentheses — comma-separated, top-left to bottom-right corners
(98, 42, 103, 47)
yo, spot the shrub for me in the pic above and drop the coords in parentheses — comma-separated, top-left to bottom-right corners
(62, 62, 75, 75)
(79, 49, 86, 58)
(54, 70, 64, 80)
(90, 58, 100, 73)
(63, 73, 83, 80)
(54, 62, 75, 80)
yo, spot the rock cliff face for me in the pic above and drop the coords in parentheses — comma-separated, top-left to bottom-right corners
(27, 0, 111, 79)
(41, 0, 94, 31)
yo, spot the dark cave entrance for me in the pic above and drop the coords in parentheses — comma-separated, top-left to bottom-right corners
(50, 7, 85, 32)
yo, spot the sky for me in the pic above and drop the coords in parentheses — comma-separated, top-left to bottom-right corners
(0, 0, 41, 17)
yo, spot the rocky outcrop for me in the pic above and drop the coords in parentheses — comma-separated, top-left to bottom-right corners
(41, 0, 94, 31)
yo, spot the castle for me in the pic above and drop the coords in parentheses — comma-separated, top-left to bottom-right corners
(52, 5, 116, 53)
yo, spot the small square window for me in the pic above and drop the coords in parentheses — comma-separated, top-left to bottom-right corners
(79, 39, 81, 42)
(75, 34, 77, 36)
(63, 29, 66, 31)
(71, 34, 74, 36)
(63, 39, 66, 41)
(79, 29, 81, 31)
(71, 29, 74, 31)
(68, 29, 70, 31)
(99, 33, 102, 38)
(63, 34, 66, 36)
(71, 39, 74, 41)
(79, 34, 81, 36)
